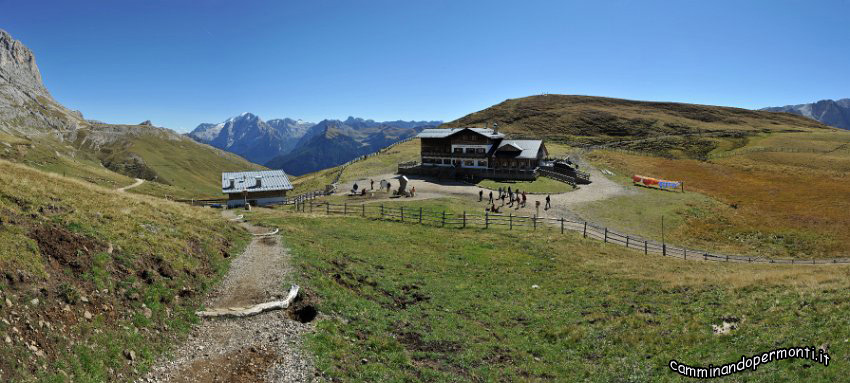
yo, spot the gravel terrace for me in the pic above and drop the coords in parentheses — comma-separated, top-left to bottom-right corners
(138, 210, 315, 383)
(335, 164, 632, 222)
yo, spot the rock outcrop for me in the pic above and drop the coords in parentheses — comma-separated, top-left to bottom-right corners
(0, 29, 87, 135)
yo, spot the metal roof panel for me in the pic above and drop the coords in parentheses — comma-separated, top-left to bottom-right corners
(221, 170, 293, 194)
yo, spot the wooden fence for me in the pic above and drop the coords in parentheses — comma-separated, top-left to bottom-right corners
(287, 201, 850, 265)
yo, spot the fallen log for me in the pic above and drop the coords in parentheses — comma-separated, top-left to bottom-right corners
(196, 285, 299, 318)
(253, 228, 279, 236)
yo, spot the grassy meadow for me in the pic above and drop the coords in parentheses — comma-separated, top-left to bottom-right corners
(584, 130, 850, 259)
(0, 160, 250, 382)
(249, 208, 850, 382)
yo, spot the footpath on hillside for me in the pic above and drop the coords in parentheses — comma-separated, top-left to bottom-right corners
(139, 210, 315, 383)
(117, 178, 145, 192)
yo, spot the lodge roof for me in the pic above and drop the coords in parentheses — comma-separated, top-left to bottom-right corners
(495, 140, 545, 159)
(221, 170, 293, 194)
(416, 127, 505, 139)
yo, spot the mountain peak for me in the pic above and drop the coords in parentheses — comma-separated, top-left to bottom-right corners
(762, 98, 850, 130)
(0, 29, 48, 96)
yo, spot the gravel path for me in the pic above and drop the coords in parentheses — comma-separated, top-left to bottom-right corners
(139, 210, 315, 383)
(334, 163, 632, 222)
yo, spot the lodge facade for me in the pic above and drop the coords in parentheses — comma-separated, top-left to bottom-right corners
(404, 126, 548, 180)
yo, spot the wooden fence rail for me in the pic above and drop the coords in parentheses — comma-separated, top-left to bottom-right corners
(299, 201, 850, 265)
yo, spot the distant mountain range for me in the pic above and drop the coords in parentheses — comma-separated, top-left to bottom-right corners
(188, 114, 440, 176)
(762, 99, 850, 130)
(188, 114, 315, 165)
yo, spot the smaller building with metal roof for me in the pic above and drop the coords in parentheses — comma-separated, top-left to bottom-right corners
(221, 170, 293, 208)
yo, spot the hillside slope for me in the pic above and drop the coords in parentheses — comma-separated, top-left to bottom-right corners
(442, 95, 831, 144)
(0, 159, 250, 382)
(0, 29, 262, 198)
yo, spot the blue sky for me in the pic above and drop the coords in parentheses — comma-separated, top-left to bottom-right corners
(2, 0, 848, 132)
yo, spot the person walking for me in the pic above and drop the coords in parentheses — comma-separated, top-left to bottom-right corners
(479, 189, 483, 202)
(370, 179, 374, 190)
(498, 187, 503, 198)
(488, 191, 494, 203)
(535, 200, 541, 215)
(545, 194, 551, 210)
(507, 186, 512, 197)
(522, 191, 527, 207)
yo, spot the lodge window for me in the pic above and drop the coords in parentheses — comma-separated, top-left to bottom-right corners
(476, 148, 485, 154)
(454, 148, 463, 154)
(464, 160, 475, 166)
(478, 160, 488, 167)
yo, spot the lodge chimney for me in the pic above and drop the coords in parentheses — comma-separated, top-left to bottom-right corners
(255, 176, 262, 188)
(492, 122, 499, 134)
(228, 178, 235, 189)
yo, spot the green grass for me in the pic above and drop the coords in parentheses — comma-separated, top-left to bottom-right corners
(477, 177, 574, 194)
(0, 159, 251, 382)
(95, 129, 265, 197)
(249, 210, 850, 382)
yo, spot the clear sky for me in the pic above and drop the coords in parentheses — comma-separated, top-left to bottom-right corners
(2, 0, 848, 132)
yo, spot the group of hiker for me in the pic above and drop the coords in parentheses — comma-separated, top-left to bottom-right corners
(480, 186, 551, 214)
(353, 179, 415, 197)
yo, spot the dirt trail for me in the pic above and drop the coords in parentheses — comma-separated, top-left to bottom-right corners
(118, 178, 144, 192)
(139, 210, 315, 383)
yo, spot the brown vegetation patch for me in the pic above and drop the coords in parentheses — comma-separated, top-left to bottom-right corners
(28, 224, 105, 272)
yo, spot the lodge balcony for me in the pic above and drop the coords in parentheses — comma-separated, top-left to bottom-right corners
(421, 151, 488, 159)
(398, 161, 537, 181)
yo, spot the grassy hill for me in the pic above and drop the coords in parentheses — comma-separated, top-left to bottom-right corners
(0, 124, 264, 199)
(248, 205, 850, 382)
(0, 159, 250, 382)
(442, 95, 831, 146)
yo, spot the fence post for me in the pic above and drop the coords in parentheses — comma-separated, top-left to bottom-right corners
(381, 204, 384, 219)
(485, 212, 489, 229)
(644, 241, 648, 255)
(663, 244, 666, 256)
(560, 218, 564, 234)
(362, 204, 366, 217)
(583, 222, 587, 238)
(344, 203, 347, 215)
(463, 211, 466, 228)
(401, 206, 404, 222)
(533, 215, 537, 230)
(419, 207, 423, 224)
(509, 213, 513, 230)
(684, 248, 687, 259)
(310, 201, 314, 213)
(604, 227, 608, 243)
(442, 211, 446, 227)
(626, 236, 630, 248)
(326, 202, 330, 215)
